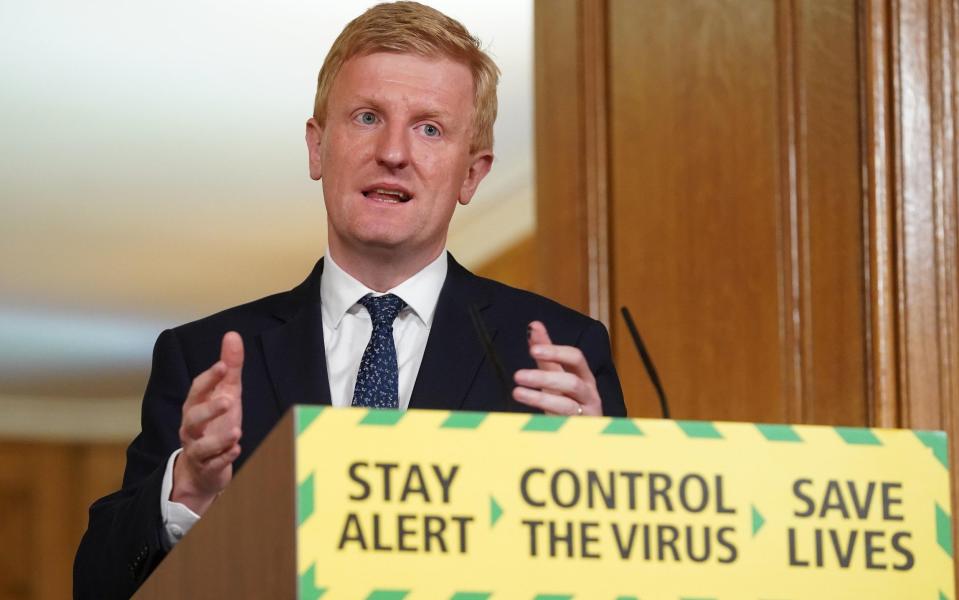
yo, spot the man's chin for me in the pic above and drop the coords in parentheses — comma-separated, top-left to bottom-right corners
(331, 221, 442, 261)
(343, 232, 411, 255)
(359, 240, 404, 254)
(341, 233, 447, 267)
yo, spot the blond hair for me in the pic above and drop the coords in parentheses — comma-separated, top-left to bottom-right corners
(313, 1, 499, 153)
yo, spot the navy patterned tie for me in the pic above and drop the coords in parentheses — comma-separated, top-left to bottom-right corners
(351, 293, 407, 409)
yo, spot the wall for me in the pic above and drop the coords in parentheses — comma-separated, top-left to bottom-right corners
(0, 442, 126, 599)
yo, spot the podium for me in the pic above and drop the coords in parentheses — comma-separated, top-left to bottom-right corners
(135, 406, 955, 599)
(134, 408, 298, 599)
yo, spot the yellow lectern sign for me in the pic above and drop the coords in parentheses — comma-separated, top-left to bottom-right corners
(293, 407, 954, 599)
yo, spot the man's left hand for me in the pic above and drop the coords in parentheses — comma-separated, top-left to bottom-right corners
(512, 320, 603, 416)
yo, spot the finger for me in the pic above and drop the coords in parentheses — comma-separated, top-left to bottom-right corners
(529, 344, 598, 386)
(183, 361, 227, 410)
(199, 443, 241, 473)
(528, 321, 562, 372)
(186, 425, 242, 463)
(219, 332, 244, 388)
(514, 368, 589, 398)
(181, 396, 232, 440)
(513, 386, 582, 416)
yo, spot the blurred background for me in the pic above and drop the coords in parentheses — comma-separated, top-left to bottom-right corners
(3, 0, 958, 597)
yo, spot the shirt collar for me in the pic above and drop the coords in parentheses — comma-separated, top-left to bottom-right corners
(320, 249, 448, 329)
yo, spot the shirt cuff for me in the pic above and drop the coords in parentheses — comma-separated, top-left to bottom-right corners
(159, 448, 200, 550)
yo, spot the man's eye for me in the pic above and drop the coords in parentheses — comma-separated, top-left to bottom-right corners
(422, 124, 440, 137)
(358, 112, 377, 125)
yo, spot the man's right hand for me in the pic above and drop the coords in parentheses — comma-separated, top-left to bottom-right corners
(171, 331, 244, 516)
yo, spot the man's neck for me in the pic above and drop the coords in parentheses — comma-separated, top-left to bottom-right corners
(327, 240, 445, 292)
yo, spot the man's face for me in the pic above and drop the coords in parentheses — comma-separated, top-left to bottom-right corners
(306, 52, 493, 262)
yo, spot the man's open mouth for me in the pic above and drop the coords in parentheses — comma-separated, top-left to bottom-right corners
(362, 187, 413, 203)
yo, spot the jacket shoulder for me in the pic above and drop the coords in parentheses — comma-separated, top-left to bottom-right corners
(171, 262, 319, 344)
(169, 291, 287, 345)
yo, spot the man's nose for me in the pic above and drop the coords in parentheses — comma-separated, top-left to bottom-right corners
(374, 122, 410, 170)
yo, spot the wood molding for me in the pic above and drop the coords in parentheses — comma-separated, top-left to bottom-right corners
(927, 0, 959, 584)
(933, 0, 959, 484)
(774, 0, 870, 427)
(928, 0, 959, 440)
(534, 0, 610, 323)
(860, 0, 901, 428)
(796, 1, 867, 426)
(895, 0, 941, 428)
(535, 0, 586, 314)
(581, 0, 611, 327)
(860, 0, 959, 429)
(776, 0, 807, 424)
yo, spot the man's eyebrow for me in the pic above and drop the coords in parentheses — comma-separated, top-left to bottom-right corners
(350, 96, 386, 112)
(414, 108, 453, 121)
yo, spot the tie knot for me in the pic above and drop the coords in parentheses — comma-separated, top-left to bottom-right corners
(358, 293, 406, 327)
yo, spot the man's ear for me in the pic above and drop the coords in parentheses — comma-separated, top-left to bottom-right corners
(457, 150, 494, 206)
(305, 118, 324, 181)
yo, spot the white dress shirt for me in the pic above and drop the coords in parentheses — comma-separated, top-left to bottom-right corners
(321, 248, 447, 408)
(159, 250, 448, 549)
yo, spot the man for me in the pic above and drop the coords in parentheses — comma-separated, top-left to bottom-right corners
(73, 2, 625, 598)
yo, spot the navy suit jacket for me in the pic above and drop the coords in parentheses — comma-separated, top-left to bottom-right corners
(73, 254, 626, 599)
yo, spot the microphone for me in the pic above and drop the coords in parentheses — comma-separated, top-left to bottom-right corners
(468, 304, 513, 407)
(620, 306, 671, 419)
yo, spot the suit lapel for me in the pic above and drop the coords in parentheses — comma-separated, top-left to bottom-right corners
(259, 254, 494, 412)
(261, 259, 332, 413)
(409, 255, 494, 410)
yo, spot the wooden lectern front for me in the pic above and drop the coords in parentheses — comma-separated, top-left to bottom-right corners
(134, 409, 297, 599)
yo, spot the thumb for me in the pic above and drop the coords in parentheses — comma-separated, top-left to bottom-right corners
(220, 331, 244, 386)
(527, 321, 562, 372)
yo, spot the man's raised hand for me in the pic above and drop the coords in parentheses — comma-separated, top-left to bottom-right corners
(512, 321, 603, 416)
(171, 331, 244, 515)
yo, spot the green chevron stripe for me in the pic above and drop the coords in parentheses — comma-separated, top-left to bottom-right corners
(296, 406, 324, 436)
(450, 593, 491, 600)
(441, 411, 487, 429)
(835, 426, 882, 445)
(366, 591, 409, 600)
(940, 591, 950, 600)
(360, 409, 405, 426)
(490, 496, 503, 527)
(752, 505, 765, 536)
(297, 473, 315, 526)
(614, 596, 639, 600)
(602, 418, 644, 436)
(916, 430, 949, 469)
(677, 421, 723, 439)
(937, 503, 953, 558)
(298, 563, 326, 600)
(522, 414, 568, 432)
(756, 423, 802, 442)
